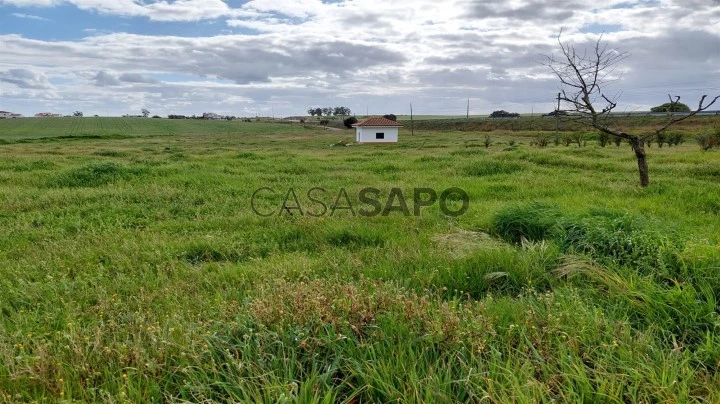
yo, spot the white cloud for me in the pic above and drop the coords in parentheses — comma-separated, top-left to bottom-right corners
(11, 12, 50, 20)
(0, 68, 54, 89)
(0, 0, 59, 6)
(0, 0, 719, 115)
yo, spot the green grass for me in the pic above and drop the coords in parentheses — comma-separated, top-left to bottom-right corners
(1, 118, 720, 402)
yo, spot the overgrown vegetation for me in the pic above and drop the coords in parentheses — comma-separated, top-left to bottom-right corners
(1, 117, 720, 402)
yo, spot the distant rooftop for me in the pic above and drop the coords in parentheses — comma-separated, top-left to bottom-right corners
(352, 117, 403, 127)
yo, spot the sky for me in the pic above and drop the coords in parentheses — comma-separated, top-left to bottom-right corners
(0, 0, 719, 117)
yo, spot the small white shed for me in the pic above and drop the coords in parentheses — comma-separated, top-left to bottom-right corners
(352, 117, 402, 143)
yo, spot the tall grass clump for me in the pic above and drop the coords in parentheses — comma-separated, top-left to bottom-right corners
(433, 242, 560, 298)
(561, 210, 683, 275)
(49, 162, 146, 188)
(463, 160, 525, 177)
(489, 202, 565, 244)
(491, 204, 684, 276)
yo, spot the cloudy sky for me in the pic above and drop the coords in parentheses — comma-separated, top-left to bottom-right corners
(0, 0, 718, 117)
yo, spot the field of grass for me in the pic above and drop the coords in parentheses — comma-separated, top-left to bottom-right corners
(1, 117, 720, 402)
(0, 117, 299, 142)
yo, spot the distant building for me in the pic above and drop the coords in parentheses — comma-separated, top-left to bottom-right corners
(352, 116, 403, 143)
(0, 111, 22, 118)
(35, 112, 61, 118)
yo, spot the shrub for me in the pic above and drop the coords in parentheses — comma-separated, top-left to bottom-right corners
(483, 135, 491, 148)
(696, 128, 720, 151)
(656, 132, 666, 148)
(531, 135, 548, 148)
(650, 102, 691, 113)
(598, 132, 610, 147)
(667, 132, 684, 146)
(697, 135, 715, 151)
(489, 110, 520, 118)
(343, 117, 358, 128)
(562, 135, 572, 147)
(382, 114, 397, 121)
(571, 132, 586, 147)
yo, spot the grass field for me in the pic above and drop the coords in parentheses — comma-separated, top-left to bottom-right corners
(1, 117, 720, 402)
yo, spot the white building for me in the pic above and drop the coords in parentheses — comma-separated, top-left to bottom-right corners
(0, 111, 22, 118)
(202, 112, 221, 120)
(353, 117, 402, 143)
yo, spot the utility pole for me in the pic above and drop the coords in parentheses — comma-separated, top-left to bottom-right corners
(466, 98, 470, 120)
(410, 102, 414, 136)
(555, 92, 561, 135)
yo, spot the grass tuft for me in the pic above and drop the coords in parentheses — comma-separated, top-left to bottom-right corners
(48, 162, 147, 188)
(490, 201, 565, 243)
(463, 160, 525, 176)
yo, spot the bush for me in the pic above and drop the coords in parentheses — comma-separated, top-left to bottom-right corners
(667, 132, 684, 146)
(483, 135, 491, 148)
(544, 110, 568, 117)
(382, 114, 397, 121)
(650, 102, 691, 113)
(571, 132, 586, 147)
(530, 135, 549, 148)
(562, 135, 572, 147)
(656, 132, 666, 148)
(696, 128, 720, 151)
(489, 110, 520, 118)
(598, 132, 610, 147)
(343, 117, 358, 128)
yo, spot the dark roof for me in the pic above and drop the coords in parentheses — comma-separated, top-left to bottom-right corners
(352, 117, 403, 127)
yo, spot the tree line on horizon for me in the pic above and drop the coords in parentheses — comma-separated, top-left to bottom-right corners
(307, 107, 352, 117)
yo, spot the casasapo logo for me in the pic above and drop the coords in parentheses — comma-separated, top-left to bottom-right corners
(251, 187, 469, 217)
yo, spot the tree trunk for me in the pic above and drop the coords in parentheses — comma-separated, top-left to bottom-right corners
(630, 137, 649, 187)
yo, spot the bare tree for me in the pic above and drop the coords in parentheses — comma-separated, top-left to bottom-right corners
(543, 32, 719, 187)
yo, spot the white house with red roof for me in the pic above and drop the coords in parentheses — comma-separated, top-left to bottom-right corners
(352, 116, 403, 143)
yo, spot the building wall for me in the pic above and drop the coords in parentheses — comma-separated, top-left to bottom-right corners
(356, 127, 399, 143)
